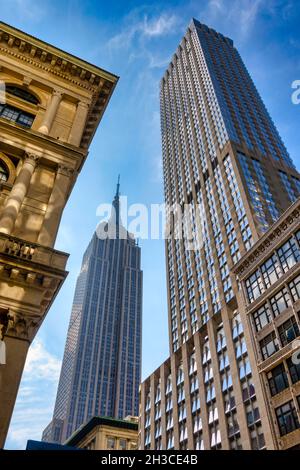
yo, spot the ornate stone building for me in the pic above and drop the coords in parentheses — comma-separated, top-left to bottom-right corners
(65, 416, 138, 450)
(0, 22, 117, 447)
(233, 199, 300, 450)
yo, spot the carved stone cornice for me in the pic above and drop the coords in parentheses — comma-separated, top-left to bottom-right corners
(0, 23, 117, 91)
(5, 310, 40, 341)
(0, 22, 118, 149)
(233, 199, 300, 280)
(57, 164, 75, 177)
(0, 232, 68, 342)
(24, 152, 40, 165)
(0, 233, 68, 275)
(52, 90, 63, 98)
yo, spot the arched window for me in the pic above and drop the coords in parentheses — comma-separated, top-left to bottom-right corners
(6, 85, 39, 105)
(0, 162, 8, 182)
(0, 84, 38, 129)
(0, 104, 34, 128)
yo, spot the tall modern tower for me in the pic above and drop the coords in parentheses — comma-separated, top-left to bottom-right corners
(43, 181, 142, 444)
(139, 19, 300, 450)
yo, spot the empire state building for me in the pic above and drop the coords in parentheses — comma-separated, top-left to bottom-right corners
(43, 180, 142, 444)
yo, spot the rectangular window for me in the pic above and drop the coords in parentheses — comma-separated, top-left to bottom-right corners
(261, 254, 282, 288)
(251, 433, 265, 450)
(267, 363, 289, 396)
(245, 270, 264, 303)
(0, 103, 34, 128)
(253, 303, 272, 331)
(107, 437, 116, 450)
(289, 275, 300, 302)
(287, 356, 300, 384)
(276, 400, 299, 436)
(260, 331, 279, 360)
(269, 287, 292, 317)
(278, 317, 300, 347)
(247, 407, 260, 426)
(277, 238, 300, 273)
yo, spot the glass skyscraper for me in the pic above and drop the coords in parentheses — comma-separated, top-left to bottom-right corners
(140, 19, 300, 450)
(43, 181, 142, 444)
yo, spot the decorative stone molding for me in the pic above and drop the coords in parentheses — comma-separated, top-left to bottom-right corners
(0, 46, 97, 92)
(0, 24, 117, 149)
(257, 341, 296, 373)
(4, 237, 36, 260)
(57, 164, 75, 177)
(22, 76, 32, 87)
(52, 89, 63, 98)
(24, 152, 40, 165)
(233, 200, 300, 280)
(5, 310, 40, 340)
(0, 25, 116, 91)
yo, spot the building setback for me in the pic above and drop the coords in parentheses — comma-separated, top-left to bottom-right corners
(43, 182, 142, 444)
(0, 22, 117, 448)
(139, 19, 300, 450)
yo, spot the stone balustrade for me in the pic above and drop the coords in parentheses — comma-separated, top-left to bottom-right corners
(0, 232, 68, 270)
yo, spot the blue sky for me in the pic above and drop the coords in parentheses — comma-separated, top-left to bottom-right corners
(3, 0, 300, 449)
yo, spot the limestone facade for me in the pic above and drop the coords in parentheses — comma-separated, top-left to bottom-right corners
(0, 22, 118, 447)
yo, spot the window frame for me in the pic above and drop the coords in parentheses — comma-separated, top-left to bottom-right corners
(260, 331, 279, 360)
(275, 400, 299, 436)
(277, 316, 300, 347)
(267, 363, 289, 396)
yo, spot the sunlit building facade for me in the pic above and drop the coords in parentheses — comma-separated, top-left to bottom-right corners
(234, 199, 300, 450)
(139, 19, 300, 450)
(0, 22, 117, 448)
(43, 183, 142, 444)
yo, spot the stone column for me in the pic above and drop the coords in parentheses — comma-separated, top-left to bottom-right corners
(38, 90, 62, 135)
(0, 336, 29, 448)
(0, 154, 39, 235)
(37, 165, 73, 247)
(0, 310, 34, 448)
(68, 101, 89, 146)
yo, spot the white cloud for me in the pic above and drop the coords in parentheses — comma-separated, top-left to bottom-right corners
(238, 0, 263, 34)
(206, 0, 264, 37)
(7, 406, 55, 449)
(24, 339, 61, 381)
(148, 53, 171, 69)
(208, 0, 225, 13)
(107, 12, 179, 51)
(143, 14, 178, 37)
(5, 339, 61, 449)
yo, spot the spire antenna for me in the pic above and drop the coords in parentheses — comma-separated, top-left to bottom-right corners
(116, 174, 120, 198)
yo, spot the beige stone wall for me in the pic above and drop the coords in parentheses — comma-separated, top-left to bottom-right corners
(75, 424, 138, 450)
(0, 21, 117, 448)
(234, 200, 300, 450)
